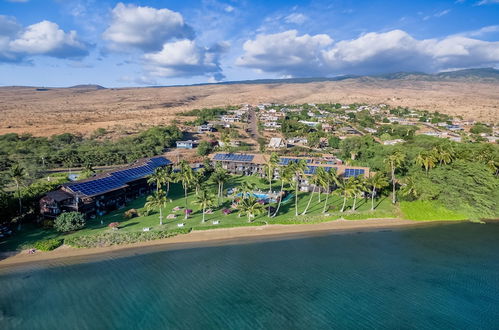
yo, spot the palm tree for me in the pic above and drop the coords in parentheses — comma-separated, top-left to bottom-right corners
(163, 166, 175, 196)
(337, 177, 358, 213)
(415, 151, 436, 174)
(147, 167, 168, 193)
(237, 196, 265, 223)
(240, 181, 256, 199)
(210, 167, 228, 206)
(291, 160, 307, 216)
(145, 190, 168, 225)
(366, 173, 389, 211)
(433, 144, 454, 165)
(191, 170, 205, 196)
(194, 188, 216, 223)
(351, 177, 365, 212)
(266, 153, 280, 217)
(272, 165, 293, 217)
(384, 151, 406, 204)
(400, 176, 421, 200)
(302, 169, 323, 215)
(8, 164, 26, 215)
(321, 168, 340, 213)
(175, 161, 194, 218)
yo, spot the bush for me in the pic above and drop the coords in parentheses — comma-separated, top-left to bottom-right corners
(33, 239, 63, 251)
(54, 212, 86, 232)
(65, 228, 192, 248)
(124, 209, 138, 219)
(108, 222, 120, 229)
(138, 208, 152, 217)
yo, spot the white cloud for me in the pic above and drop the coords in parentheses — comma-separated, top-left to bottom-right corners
(237, 29, 499, 77)
(236, 30, 333, 76)
(0, 16, 88, 62)
(458, 25, 499, 37)
(285, 13, 307, 25)
(476, 0, 499, 4)
(102, 3, 194, 52)
(143, 39, 228, 81)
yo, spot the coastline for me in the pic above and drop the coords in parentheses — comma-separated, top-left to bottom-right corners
(0, 218, 454, 271)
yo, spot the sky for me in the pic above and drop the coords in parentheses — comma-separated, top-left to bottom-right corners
(0, 0, 499, 87)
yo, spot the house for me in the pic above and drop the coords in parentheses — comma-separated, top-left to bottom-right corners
(176, 140, 197, 149)
(268, 137, 287, 149)
(221, 115, 240, 123)
(364, 127, 377, 134)
(197, 124, 214, 133)
(446, 124, 463, 131)
(322, 123, 333, 133)
(40, 156, 172, 219)
(298, 120, 319, 127)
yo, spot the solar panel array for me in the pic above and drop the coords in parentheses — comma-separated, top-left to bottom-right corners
(344, 168, 365, 177)
(279, 157, 313, 165)
(66, 157, 172, 197)
(304, 166, 337, 175)
(213, 153, 254, 162)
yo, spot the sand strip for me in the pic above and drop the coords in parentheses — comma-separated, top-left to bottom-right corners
(0, 219, 450, 271)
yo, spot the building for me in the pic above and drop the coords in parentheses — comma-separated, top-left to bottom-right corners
(197, 124, 214, 133)
(40, 156, 172, 219)
(383, 139, 405, 145)
(268, 137, 287, 149)
(176, 140, 197, 149)
(209, 152, 370, 192)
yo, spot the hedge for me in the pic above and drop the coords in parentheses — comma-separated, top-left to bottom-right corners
(33, 239, 64, 251)
(64, 228, 192, 248)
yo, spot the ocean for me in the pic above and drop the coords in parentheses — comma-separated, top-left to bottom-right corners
(1, 221, 499, 329)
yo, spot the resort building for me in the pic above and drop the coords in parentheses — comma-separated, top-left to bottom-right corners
(209, 152, 370, 192)
(268, 137, 287, 149)
(40, 156, 172, 219)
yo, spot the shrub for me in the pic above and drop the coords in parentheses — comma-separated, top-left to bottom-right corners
(54, 212, 86, 232)
(33, 239, 63, 251)
(124, 209, 138, 219)
(65, 228, 192, 248)
(138, 208, 152, 217)
(108, 222, 120, 229)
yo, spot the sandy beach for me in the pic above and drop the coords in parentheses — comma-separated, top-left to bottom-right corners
(0, 218, 445, 271)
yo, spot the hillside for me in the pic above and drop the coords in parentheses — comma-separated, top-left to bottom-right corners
(1, 69, 498, 137)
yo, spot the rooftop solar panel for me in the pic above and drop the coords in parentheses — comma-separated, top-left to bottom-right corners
(66, 156, 171, 197)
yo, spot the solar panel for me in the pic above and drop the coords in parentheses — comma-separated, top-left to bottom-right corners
(66, 156, 172, 196)
(344, 168, 365, 177)
(213, 153, 254, 163)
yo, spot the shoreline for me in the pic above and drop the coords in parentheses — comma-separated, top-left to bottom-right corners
(0, 218, 458, 271)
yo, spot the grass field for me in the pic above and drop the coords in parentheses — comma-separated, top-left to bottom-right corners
(0, 174, 398, 251)
(400, 200, 468, 221)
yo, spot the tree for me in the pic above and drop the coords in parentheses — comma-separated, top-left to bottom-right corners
(302, 169, 323, 215)
(194, 188, 216, 223)
(272, 164, 293, 217)
(237, 196, 265, 222)
(175, 161, 194, 218)
(147, 167, 168, 193)
(197, 141, 213, 156)
(145, 190, 168, 225)
(54, 212, 86, 232)
(384, 151, 406, 204)
(336, 177, 358, 213)
(321, 168, 340, 213)
(8, 164, 26, 216)
(351, 177, 366, 212)
(415, 151, 436, 174)
(210, 166, 228, 206)
(290, 160, 307, 216)
(366, 173, 389, 210)
(191, 170, 205, 196)
(240, 181, 256, 199)
(266, 153, 280, 217)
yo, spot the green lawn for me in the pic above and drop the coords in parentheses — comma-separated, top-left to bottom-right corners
(400, 200, 468, 221)
(1, 174, 398, 251)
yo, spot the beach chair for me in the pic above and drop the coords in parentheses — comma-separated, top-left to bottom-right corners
(177, 223, 185, 228)
(213, 220, 220, 225)
(142, 227, 150, 232)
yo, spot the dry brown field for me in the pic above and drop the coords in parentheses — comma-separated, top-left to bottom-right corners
(1, 78, 498, 137)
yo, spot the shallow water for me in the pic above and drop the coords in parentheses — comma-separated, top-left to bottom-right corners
(1, 222, 499, 329)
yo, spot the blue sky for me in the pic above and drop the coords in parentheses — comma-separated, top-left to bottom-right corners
(1, 0, 499, 87)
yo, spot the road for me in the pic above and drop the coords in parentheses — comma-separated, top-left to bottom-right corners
(247, 107, 260, 142)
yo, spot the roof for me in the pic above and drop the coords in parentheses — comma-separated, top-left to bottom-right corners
(64, 156, 171, 197)
(268, 137, 286, 148)
(44, 190, 73, 202)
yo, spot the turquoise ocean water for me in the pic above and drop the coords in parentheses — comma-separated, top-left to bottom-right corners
(1, 222, 499, 329)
